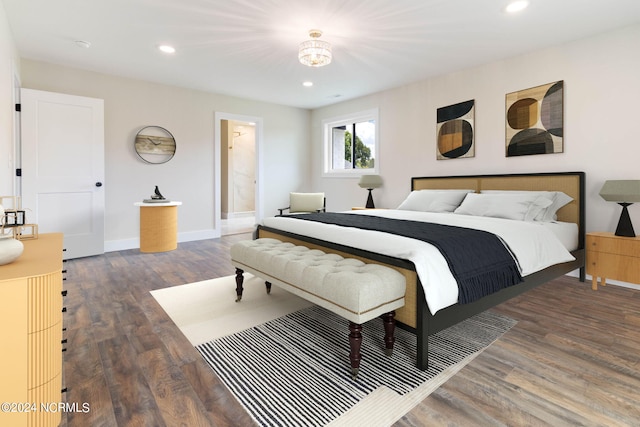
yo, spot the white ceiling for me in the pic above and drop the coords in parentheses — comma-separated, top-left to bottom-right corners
(4, 0, 640, 109)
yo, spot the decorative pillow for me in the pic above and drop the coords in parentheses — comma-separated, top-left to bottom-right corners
(481, 190, 573, 221)
(453, 193, 553, 221)
(397, 190, 475, 213)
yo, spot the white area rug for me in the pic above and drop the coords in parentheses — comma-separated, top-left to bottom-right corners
(151, 275, 516, 426)
(151, 273, 312, 346)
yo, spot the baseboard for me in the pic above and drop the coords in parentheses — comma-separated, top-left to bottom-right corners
(104, 228, 220, 253)
(104, 237, 139, 253)
(179, 229, 220, 242)
(565, 269, 640, 290)
(223, 211, 256, 220)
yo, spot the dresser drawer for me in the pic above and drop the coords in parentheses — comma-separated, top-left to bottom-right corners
(587, 251, 640, 283)
(586, 234, 640, 257)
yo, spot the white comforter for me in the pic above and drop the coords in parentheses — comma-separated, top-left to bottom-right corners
(262, 210, 576, 315)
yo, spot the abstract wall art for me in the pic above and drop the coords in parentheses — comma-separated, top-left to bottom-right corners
(505, 81, 563, 157)
(436, 99, 475, 160)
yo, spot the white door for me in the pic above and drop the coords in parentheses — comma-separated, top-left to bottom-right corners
(21, 89, 105, 259)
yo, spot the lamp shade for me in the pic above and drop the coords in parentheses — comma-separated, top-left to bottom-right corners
(599, 180, 640, 237)
(358, 174, 383, 189)
(599, 180, 640, 202)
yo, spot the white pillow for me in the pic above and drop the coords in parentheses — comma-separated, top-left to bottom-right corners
(397, 189, 475, 213)
(454, 193, 552, 221)
(481, 190, 573, 221)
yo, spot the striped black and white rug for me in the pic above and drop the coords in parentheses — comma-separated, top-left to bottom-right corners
(196, 305, 515, 427)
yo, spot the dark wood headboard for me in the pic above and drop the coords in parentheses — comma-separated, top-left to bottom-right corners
(411, 172, 586, 249)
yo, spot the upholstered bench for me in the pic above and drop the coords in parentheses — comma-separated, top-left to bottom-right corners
(230, 238, 406, 378)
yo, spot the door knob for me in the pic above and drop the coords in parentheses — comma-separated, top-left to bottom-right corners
(95, 182, 103, 187)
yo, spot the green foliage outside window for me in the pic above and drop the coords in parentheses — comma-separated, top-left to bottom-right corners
(344, 131, 374, 168)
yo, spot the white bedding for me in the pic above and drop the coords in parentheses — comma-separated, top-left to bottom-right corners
(261, 209, 576, 315)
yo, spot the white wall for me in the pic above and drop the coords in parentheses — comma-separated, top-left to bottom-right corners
(311, 24, 640, 237)
(4, 18, 639, 269)
(19, 60, 310, 250)
(0, 1, 19, 195)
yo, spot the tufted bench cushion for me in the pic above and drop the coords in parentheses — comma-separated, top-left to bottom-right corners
(230, 238, 406, 325)
(230, 238, 407, 378)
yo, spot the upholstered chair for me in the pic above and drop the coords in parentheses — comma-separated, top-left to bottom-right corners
(278, 192, 326, 215)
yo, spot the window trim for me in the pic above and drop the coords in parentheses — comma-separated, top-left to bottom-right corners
(322, 108, 379, 177)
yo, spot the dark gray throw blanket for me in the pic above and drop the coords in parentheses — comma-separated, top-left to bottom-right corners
(286, 212, 523, 304)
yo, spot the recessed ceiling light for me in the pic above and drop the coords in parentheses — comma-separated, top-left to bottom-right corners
(158, 45, 176, 54)
(302, 81, 313, 87)
(505, 0, 529, 13)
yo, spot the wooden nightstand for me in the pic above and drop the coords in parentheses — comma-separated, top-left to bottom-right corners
(586, 232, 640, 290)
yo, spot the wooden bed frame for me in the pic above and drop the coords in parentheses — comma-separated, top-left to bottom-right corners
(256, 171, 586, 370)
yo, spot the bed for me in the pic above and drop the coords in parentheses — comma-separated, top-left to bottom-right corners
(256, 172, 586, 369)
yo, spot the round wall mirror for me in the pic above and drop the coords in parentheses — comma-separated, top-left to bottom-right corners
(134, 126, 176, 164)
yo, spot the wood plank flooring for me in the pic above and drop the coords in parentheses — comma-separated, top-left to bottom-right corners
(59, 233, 640, 426)
(62, 233, 255, 427)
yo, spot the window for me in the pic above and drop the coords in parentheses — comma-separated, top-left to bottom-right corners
(322, 109, 379, 176)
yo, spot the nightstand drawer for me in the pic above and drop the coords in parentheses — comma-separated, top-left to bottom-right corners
(586, 234, 640, 256)
(587, 251, 640, 283)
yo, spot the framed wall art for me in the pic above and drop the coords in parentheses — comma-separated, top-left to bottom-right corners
(436, 99, 475, 160)
(505, 80, 563, 157)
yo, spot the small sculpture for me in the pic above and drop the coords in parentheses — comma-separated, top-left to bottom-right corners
(143, 186, 169, 203)
(152, 186, 165, 200)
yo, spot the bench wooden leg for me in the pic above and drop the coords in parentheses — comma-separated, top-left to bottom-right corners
(349, 322, 363, 380)
(235, 268, 244, 302)
(381, 311, 396, 357)
(265, 281, 272, 294)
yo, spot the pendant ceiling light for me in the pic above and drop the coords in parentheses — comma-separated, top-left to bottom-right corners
(298, 29, 332, 67)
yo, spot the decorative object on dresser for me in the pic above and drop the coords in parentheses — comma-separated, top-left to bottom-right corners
(436, 99, 475, 159)
(599, 180, 640, 237)
(0, 203, 24, 265)
(506, 80, 564, 157)
(0, 235, 23, 265)
(586, 232, 640, 290)
(0, 196, 38, 240)
(0, 233, 64, 427)
(358, 174, 383, 208)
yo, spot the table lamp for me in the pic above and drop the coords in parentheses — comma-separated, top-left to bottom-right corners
(599, 180, 640, 237)
(358, 175, 383, 208)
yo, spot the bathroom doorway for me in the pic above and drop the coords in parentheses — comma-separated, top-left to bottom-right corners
(219, 118, 260, 235)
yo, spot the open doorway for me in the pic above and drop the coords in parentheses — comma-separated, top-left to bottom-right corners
(221, 119, 255, 235)
(214, 113, 263, 237)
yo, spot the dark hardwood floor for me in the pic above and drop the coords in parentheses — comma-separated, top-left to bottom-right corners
(62, 233, 256, 427)
(60, 233, 640, 426)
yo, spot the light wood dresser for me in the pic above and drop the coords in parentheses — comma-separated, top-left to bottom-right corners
(586, 231, 640, 290)
(0, 233, 64, 427)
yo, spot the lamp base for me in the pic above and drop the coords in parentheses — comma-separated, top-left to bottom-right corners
(615, 203, 636, 237)
(365, 189, 375, 209)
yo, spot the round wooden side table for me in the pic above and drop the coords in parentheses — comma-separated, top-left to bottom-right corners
(134, 201, 182, 252)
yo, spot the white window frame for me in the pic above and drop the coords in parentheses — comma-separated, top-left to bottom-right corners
(322, 108, 379, 177)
